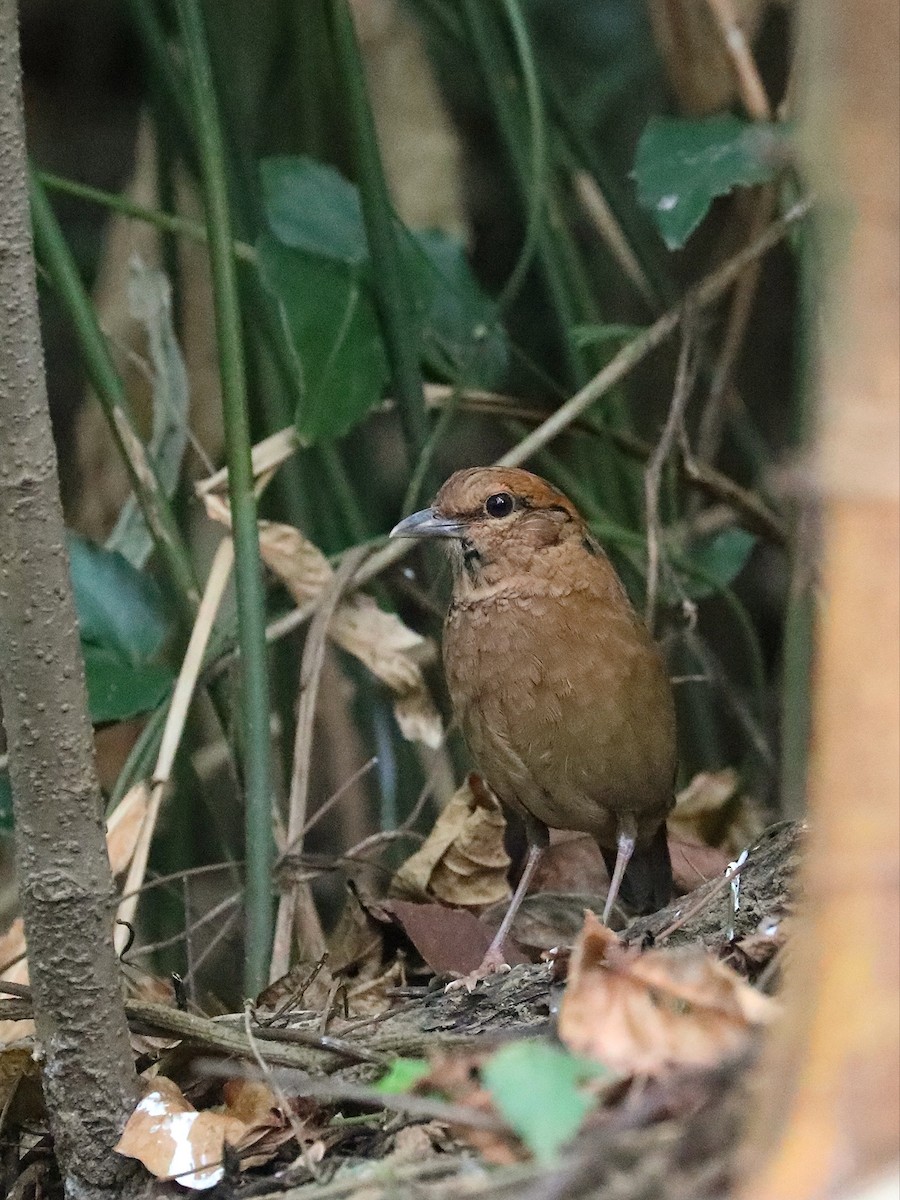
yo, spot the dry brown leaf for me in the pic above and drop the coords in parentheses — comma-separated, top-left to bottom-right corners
(258, 519, 334, 605)
(391, 774, 511, 907)
(377, 898, 527, 975)
(257, 957, 335, 1016)
(115, 1076, 248, 1190)
(115, 1075, 298, 1190)
(330, 594, 442, 749)
(558, 911, 777, 1076)
(670, 769, 765, 857)
(203, 504, 442, 747)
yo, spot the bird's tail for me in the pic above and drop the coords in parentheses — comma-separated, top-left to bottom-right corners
(600, 822, 673, 916)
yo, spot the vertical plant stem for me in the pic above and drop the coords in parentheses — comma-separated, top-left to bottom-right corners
(0, 4, 138, 1192)
(176, 0, 274, 996)
(327, 0, 428, 463)
(28, 173, 200, 620)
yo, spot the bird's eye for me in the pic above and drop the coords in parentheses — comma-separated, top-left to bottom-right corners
(484, 492, 514, 518)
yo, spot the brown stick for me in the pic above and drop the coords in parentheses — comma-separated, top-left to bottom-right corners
(0, 4, 138, 1192)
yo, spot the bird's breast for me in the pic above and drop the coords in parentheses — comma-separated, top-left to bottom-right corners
(442, 584, 676, 842)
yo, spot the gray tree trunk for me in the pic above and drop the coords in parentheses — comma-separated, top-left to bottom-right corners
(0, 2, 138, 1194)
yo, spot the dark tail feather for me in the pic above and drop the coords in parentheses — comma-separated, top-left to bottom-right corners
(600, 823, 673, 916)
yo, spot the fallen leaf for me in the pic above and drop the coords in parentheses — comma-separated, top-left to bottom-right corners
(257, 957, 335, 1017)
(669, 834, 731, 891)
(376, 898, 527, 976)
(558, 911, 777, 1075)
(385, 1121, 450, 1164)
(391, 774, 511, 907)
(670, 769, 764, 857)
(530, 834, 609, 895)
(115, 1076, 248, 1190)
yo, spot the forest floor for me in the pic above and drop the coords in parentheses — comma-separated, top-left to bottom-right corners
(0, 823, 799, 1200)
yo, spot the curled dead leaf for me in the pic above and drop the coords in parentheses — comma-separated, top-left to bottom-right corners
(558, 911, 777, 1076)
(115, 1075, 298, 1190)
(391, 774, 511, 907)
(330, 594, 443, 750)
(203, 503, 442, 747)
(115, 1076, 247, 1190)
(670, 769, 765, 858)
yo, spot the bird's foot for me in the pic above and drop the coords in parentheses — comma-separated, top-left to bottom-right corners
(445, 946, 512, 993)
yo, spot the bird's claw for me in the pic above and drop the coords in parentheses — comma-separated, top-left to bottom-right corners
(445, 948, 512, 993)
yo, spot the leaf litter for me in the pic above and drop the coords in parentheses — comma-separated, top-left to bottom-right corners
(0, 799, 799, 1198)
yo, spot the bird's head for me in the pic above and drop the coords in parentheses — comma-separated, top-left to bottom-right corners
(390, 467, 594, 586)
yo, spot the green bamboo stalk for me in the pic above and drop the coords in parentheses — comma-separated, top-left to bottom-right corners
(28, 173, 200, 619)
(327, 0, 428, 463)
(175, 0, 274, 996)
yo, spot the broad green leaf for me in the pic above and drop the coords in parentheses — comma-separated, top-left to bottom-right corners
(677, 527, 757, 600)
(260, 156, 367, 265)
(257, 235, 389, 443)
(68, 534, 172, 663)
(411, 229, 509, 388)
(633, 115, 788, 249)
(83, 645, 174, 725)
(106, 259, 190, 569)
(481, 1041, 606, 1163)
(0, 771, 13, 834)
(260, 156, 510, 395)
(374, 1058, 430, 1094)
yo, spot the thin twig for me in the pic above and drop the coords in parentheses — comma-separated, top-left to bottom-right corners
(573, 170, 656, 308)
(183, 907, 241, 986)
(644, 323, 700, 630)
(298, 756, 379, 842)
(705, 0, 772, 120)
(270, 546, 369, 981)
(243, 1002, 318, 1167)
(653, 856, 751, 944)
(698, 1, 775, 467)
(126, 891, 241, 959)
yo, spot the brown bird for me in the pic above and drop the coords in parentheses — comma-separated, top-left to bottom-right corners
(391, 467, 677, 978)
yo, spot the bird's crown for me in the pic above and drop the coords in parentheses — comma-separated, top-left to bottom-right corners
(432, 467, 582, 524)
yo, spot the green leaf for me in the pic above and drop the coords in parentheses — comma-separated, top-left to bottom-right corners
(257, 234, 389, 443)
(411, 229, 509, 388)
(677, 528, 757, 600)
(481, 1041, 606, 1163)
(260, 156, 510, 395)
(374, 1058, 431, 1094)
(68, 534, 172, 663)
(0, 771, 13, 834)
(106, 259, 191, 569)
(634, 115, 788, 249)
(260, 156, 367, 265)
(83, 645, 174, 725)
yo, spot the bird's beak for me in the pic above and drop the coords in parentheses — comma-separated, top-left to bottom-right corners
(389, 507, 465, 540)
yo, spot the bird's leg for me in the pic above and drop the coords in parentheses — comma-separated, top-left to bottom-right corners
(448, 816, 548, 991)
(602, 815, 637, 925)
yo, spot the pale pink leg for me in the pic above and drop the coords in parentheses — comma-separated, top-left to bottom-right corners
(448, 841, 544, 991)
(602, 826, 636, 925)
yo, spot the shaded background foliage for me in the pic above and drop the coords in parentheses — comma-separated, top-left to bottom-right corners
(1, 0, 803, 1001)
